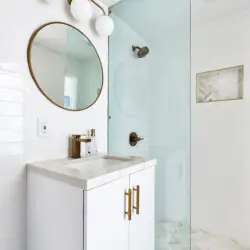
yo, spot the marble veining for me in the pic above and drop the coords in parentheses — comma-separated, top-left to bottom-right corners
(156, 221, 249, 250)
(27, 154, 156, 190)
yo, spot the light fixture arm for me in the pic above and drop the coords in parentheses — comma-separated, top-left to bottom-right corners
(91, 0, 106, 15)
(68, 0, 106, 15)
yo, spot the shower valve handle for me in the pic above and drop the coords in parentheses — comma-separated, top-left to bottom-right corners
(137, 137, 144, 142)
(129, 132, 144, 146)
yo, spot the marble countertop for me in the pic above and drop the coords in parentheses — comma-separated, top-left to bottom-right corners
(27, 154, 157, 190)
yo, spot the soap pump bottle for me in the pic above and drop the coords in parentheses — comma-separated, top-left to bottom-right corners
(90, 129, 98, 154)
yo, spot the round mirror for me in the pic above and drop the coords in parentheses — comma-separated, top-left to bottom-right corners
(27, 22, 103, 111)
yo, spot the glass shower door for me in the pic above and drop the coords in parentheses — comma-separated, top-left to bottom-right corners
(109, 1, 191, 249)
(108, 15, 150, 157)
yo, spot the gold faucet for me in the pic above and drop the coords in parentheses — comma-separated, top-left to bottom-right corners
(70, 134, 91, 159)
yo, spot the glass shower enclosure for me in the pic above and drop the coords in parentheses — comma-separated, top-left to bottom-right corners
(108, 0, 191, 249)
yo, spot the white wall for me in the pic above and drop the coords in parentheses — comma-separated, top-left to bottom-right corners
(0, 1, 108, 250)
(192, 9, 250, 247)
(0, 66, 26, 250)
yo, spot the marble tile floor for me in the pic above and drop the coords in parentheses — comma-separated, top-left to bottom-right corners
(156, 221, 250, 250)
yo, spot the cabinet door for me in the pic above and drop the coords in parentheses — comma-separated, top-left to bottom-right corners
(85, 176, 130, 250)
(130, 167, 155, 250)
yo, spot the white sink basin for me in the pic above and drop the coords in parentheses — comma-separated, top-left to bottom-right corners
(63, 155, 132, 173)
(28, 154, 156, 190)
(64, 155, 131, 166)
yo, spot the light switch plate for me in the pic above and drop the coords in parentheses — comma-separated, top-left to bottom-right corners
(37, 118, 49, 138)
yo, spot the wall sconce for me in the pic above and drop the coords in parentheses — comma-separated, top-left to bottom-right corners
(95, 14, 114, 37)
(68, 0, 92, 20)
(68, 0, 114, 37)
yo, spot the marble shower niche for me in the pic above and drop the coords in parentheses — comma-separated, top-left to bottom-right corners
(196, 65, 244, 103)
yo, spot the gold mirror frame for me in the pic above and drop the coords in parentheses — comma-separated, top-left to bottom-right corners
(27, 21, 104, 112)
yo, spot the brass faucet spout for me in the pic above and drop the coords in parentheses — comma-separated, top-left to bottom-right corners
(71, 135, 91, 159)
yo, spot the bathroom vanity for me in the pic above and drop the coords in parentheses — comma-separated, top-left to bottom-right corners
(27, 155, 156, 250)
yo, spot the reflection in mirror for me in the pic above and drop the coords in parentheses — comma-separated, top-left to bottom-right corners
(28, 22, 103, 111)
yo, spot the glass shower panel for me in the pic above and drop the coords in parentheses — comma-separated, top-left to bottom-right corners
(109, 0, 191, 249)
(108, 14, 150, 157)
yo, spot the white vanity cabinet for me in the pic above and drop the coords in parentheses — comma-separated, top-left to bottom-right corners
(86, 167, 155, 250)
(27, 156, 156, 250)
(129, 167, 155, 250)
(85, 176, 130, 250)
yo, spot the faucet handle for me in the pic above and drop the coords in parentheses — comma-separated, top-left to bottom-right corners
(72, 134, 91, 143)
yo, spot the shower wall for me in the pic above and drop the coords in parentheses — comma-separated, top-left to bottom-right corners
(109, 0, 191, 248)
(192, 9, 250, 247)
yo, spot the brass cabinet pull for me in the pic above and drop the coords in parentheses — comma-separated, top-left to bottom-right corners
(133, 185, 140, 215)
(125, 189, 132, 221)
